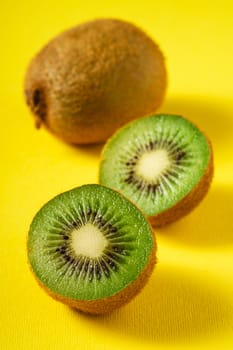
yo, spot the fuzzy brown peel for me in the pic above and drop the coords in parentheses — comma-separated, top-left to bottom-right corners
(24, 18, 166, 144)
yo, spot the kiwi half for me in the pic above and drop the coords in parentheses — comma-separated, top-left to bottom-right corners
(28, 184, 156, 314)
(24, 18, 166, 144)
(99, 114, 213, 227)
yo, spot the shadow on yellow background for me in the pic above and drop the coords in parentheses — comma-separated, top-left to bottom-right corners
(161, 95, 232, 150)
(157, 185, 233, 248)
(70, 263, 233, 344)
(66, 93, 232, 158)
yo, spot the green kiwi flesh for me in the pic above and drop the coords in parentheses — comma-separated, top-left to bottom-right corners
(24, 18, 166, 144)
(99, 114, 213, 226)
(28, 184, 156, 314)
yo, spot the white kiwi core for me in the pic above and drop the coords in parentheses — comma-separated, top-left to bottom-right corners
(135, 149, 170, 182)
(71, 223, 108, 258)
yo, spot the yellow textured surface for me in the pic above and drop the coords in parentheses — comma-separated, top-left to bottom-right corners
(1, 1, 233, 349)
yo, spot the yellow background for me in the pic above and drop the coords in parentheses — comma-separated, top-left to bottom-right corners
(1, 1, 233, 349)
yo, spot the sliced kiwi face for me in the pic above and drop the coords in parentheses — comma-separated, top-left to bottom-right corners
(99, 114, 213, 226)
(28, 184, 155, 314)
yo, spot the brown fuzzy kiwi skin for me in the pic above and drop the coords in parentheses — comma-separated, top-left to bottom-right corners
(24, 18, 167, 145)
(149, 140, 214, 227)
(28, 233, 156, 315)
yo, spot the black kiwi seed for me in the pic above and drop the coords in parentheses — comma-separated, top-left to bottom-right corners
(69, 258, 75, 265)
(136, 181, 144, 190)
(95, 262, 101, 273)
(100, 260, 110, 278)
(84, 261, 89, 273)
(125, 175, 133, 184)
(97, 221, 105, 230)
(149, 141, 154, 149)
(111, 252, 123, 262)
(95, 216, 102, 224)
(60, 247, 66, 254)
(176, 151, 186, 161)
(167, 170, 179, 179)
(76, 259, 84, 276)
(108, 260, 117, 271)
(88, 272, 94, 282)
(72, 220, 80, 227)
(89, 262, 94, 273)
(108, 224, 115, 232)
(80, 212, 86, 222)
(89, 262, 95, 281)
(95, 264, 102, 280)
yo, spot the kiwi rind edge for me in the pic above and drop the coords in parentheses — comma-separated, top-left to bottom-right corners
(32, 244, 156, 314)
(149, 140, 214, 227)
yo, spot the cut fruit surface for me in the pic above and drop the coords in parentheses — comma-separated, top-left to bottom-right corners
(99, 114, 213, 226)
(28, 184, 155, 313)
(135, 149, 171, 182)
(71, 223, 108, 258)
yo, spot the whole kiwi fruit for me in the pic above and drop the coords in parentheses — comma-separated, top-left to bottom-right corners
(24, 18, 166, 144)
(28, 184, 156, 314)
